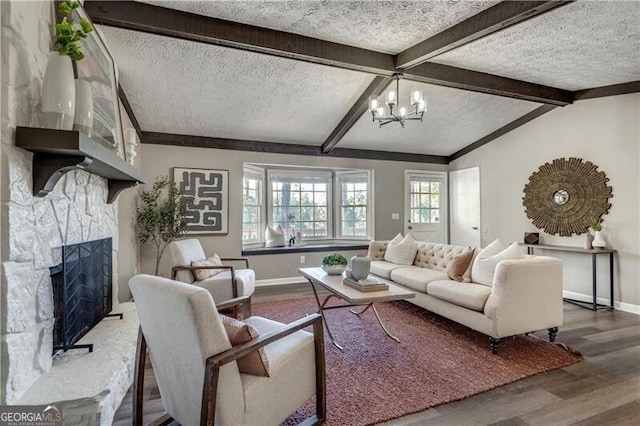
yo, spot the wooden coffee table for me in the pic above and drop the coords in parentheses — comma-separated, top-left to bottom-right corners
(299, 267, 415, 350)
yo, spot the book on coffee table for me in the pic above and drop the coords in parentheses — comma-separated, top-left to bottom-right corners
(342, 275, 389, 292)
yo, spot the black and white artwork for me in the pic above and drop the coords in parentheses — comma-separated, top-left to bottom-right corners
(173, 168, 229, 235)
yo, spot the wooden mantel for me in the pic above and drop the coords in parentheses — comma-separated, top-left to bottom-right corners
(15, 126, 146, 203)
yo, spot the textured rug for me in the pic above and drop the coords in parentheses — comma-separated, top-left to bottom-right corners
(252, 298, 582, 426)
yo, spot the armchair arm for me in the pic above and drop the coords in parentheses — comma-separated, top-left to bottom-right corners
(484, 257, 563, 337)
(220, 257, 250, 269)
(171, 265, 238, 298)
(201, 314, 325, 425)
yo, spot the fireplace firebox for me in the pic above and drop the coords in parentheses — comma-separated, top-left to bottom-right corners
(49, 237, 120, 352)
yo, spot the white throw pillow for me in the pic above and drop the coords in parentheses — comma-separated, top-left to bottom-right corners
(388, 233, 403, 245)
(265, 225, 285, 248)
(472, 241, 523, 286)
(384, 234, 418, 265)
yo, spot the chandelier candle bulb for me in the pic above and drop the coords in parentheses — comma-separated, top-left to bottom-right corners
(412, 89, 422, 104)
(399, 107, 407, 117)
(369, 96, 378, 112)
(386, 90, 396, 105)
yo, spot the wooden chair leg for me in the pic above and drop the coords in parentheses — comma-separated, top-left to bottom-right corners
(313, 318, 326, 424)
(133, 327, 147, 426)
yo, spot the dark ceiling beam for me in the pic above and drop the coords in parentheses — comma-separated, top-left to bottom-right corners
(396, 1, 574, 69)
(573, 81, 640, 101)
(117, 84, 143, 140)
(321, 76, 392, 154)
(84, 0, 394, 75)
(404, 63, 573, 106)
(142, 132, 449, 164)
(86, 0, 573, 107)
(448, 105, 557, 162)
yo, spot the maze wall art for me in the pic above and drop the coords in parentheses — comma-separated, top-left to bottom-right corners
(173, 168, 229, 235)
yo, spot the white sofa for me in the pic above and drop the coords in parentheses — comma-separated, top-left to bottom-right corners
(367, 241, 564, 353)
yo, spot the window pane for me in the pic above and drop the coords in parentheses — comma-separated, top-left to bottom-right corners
(431, 210, 440, 223)
(430, 182, 440, 193)
(301, 192, 314, 206)
(411, 208, 421, 223)
(420, 182, 430, 193)
(430, 193, 439, 209)
(315, 207, 327, 221)
(421, 209, 430, 222)
(420, 194, 430, 208)
(410, 194, 420, 209)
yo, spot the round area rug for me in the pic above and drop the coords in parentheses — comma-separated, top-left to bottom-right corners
(252, 298, 582, 426)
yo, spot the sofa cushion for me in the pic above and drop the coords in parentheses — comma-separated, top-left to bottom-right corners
(447, 249, 475, 282)
(384, 234, 418, 265)
(414, 243, 474, 272)
(472, 241, 524, 286)
(427, 280, 492, 312)
(471, 239, 504, 286)
(390, 266, 449, 293)
(367, 241, 388, 261)
(370, 260, 409, 279)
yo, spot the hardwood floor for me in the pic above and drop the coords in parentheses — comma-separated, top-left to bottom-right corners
(113, 284, 640, 425)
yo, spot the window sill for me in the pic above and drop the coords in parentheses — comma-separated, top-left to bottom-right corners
(242, 242, 369, 256)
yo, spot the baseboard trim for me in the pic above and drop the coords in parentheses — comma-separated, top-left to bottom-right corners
(563, 290, 640, 315)
(256, 277, 307, 287)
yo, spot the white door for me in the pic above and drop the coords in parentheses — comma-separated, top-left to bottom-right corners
(449, 167, 481, 248)
(404, 171, 448, 243)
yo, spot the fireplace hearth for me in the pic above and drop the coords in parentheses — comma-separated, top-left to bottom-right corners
(49, 237, 120, 352)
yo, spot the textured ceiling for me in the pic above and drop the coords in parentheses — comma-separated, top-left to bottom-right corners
(99, 26, 374, 144)
(430, 1, 640, 91)
(137, 0, 497, 54)
(340, 83, 541, 155)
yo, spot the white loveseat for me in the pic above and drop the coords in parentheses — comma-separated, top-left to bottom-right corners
(368, 240, 564, 353)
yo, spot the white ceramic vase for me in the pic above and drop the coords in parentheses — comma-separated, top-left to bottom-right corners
(124, 128, 138, 165)
(592, 231, 606, 248)
(350, 254, 371, 280)
(73, 79, 93, 135)
(41, 52, 75, 130)
(584, 232, 594, 250)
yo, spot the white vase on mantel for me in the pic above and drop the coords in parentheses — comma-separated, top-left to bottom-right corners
(592, 231, 606, 248)
(41, 51, 75, 130)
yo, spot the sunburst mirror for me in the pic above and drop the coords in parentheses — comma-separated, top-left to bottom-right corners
(522, 158, 613, 236)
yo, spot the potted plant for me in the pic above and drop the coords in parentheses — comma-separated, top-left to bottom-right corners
(590, 217, 606, 248)
(322, 253, 348, 275)
(137, 176, 189, 275)
(42, 0, 94, 130)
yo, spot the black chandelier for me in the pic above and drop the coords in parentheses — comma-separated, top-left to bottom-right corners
(368, 73, 426, 127)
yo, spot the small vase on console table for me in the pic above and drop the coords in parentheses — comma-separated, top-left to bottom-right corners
(592, 231, 606, 248)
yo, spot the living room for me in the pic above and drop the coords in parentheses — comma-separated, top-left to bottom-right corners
(1, 0, 639, 425)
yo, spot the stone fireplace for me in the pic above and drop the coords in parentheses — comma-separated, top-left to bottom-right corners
(1, 1, 138, 419)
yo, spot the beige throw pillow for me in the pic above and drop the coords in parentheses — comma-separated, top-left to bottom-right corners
(191, 254, 223, 281)
(472, 241, 523, 286)
(220, 315, 270, 377)
(384, 234, 418, 265)
(447, 248, 475, 282)
(265, 225, 285, 248)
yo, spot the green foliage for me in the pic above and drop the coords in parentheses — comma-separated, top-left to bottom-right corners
(54, 0, 93, 61)
(137, 176, 190, 275)
(590, 217, 603, 232)
(322, 253, 348, 266)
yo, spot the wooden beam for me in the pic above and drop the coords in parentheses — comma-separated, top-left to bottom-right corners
(396, 1, 573, 69)
(448, 105, 557, 162)
(321, 76, 392, 154)
(86, 0, 573, 106)
(84, 0, 394, 75)
(142, 132, 448, 164)
(404, 63, 573, 106)
(573, 81, 640, 101)
(118, 84, 143, 140)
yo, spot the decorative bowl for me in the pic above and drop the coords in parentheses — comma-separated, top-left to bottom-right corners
(322, 264, 347, 275)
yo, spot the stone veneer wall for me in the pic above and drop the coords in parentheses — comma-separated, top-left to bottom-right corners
(1, 0, 119, 404)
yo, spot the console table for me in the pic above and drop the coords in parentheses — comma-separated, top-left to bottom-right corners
(520, 243, 616, 311)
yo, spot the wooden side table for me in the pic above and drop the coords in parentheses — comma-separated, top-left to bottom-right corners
(520, 243, 616, 311)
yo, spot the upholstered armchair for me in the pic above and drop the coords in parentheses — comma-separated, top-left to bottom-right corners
(168, 239, 256, 304)
(130, 274, 326, 426)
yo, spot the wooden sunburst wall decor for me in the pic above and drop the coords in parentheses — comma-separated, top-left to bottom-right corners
(522, 158, 613, 237)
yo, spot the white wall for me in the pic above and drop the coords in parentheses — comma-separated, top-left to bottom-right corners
(450, 93, 640, 310)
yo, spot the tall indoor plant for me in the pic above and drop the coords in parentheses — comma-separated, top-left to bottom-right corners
(42, 0, 94, 130)
(137, 176, 189, 275)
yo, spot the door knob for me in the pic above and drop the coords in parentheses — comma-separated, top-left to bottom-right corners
(408, 225, 413, 230)
(472, 226, 478, 230)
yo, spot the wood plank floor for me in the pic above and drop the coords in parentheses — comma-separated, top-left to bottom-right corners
(113, 284, 640, 425)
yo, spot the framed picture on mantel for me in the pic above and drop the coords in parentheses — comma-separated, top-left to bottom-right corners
(73, 5, 125, 160)
(173, 168, 229, 235)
